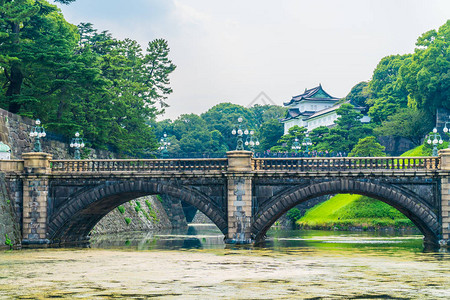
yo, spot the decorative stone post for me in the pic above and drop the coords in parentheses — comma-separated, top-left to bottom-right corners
(22, 152, 52, 245)
(439, 149, 450, 247)
(225, 150, 253, 244)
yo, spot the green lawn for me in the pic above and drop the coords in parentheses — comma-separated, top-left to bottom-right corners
(295, 145, 434, 230)
(297, 194, 414, 229)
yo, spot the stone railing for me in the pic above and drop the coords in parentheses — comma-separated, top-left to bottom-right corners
(253, 156, 440, 171)
(50, 158, 228, 173)
(0, 160, 24, 173)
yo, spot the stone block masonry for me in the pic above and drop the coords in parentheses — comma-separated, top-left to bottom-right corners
(0, 108, 114, 159)
(225, 151, 254, 243)
(0, 173, 20, 248)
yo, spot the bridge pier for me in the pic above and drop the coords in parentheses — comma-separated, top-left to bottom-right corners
(225, 151, 253, 244)
(21, 152, 52, 246)
(439, 149, 450, 247)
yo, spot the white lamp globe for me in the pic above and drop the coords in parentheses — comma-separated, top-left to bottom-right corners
(433, 128, 438, 133)
(232, 129, 236, 135)
(35, 119, 41, 125)
(238, 129, 243, 135)
(238, 117, 243, 123)
(244, 129, 249, 135)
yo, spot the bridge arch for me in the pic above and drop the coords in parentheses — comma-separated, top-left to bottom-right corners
(252, 179, 440, 244)
(48, 180, 227, 244)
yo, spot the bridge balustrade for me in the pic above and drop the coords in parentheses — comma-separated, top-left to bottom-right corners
(253, 156, 440, 171)
(49, 158, 228, 173)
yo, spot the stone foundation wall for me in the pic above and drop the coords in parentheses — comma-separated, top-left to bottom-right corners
(0, 108, 114, 159)
(91, 196, 172, 235)
(0, 174, 20, 248)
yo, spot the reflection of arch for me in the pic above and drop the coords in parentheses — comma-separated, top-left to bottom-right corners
(48, 180, 227, 244)
(252, 179, 440, 243)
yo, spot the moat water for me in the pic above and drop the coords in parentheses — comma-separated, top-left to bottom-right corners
(0, 225, 449, 299)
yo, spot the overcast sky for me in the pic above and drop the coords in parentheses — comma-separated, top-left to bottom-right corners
(55, 0, 450, 120)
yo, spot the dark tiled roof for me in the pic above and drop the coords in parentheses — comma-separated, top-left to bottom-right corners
(280, 109, 315, 122)
(284, 84, 340, 106)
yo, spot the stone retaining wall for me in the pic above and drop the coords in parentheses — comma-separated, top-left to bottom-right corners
(0, 173, 20, 248)
(0, 108, 113, 159)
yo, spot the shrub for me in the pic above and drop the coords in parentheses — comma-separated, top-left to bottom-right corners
(287, 208, 302, 222)
(117, 205, 125, 214)
(156, 195, 163, 203)
(4, 234, 12, 249)
(124, 217, 131, 225)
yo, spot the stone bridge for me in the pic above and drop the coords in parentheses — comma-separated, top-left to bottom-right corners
(1, 150, 450, 248)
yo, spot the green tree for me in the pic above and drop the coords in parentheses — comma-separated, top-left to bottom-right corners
(309, 126, 330, 151)
(343, 81, 371, 107)
(271, 125, 306, 152)
(374, 108, 433, 146)
(201, 103, 254, 151)
(166, 114, 227, 154)
(248, 104, 286, 127)
(0, 2, 176, 156)
(366, 54, 411, 123)
(0, 0, 79, 114)
(399, 20, 450, 117)
(259, 118, 284, 151)
(322, 104, 373, 153)
(349, 136, 386, 157)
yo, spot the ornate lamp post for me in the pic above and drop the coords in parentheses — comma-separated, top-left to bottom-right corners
(302, 134, 312, 154)
(159, 133, 171, 158)
(244, 130, 260, 152)
(231, 117, 247, 151)
(291, 138, 301, 154)
(427, 128, 443, 156)
(29, 119, 46, 152)
(70, 132, 85, 159)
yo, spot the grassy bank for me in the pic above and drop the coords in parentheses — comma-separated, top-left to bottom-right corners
(296, 194, 415, 230)
(295, 145, 429, 231)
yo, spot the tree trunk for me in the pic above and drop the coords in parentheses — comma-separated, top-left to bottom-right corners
(7, 22, 24, 114)
(6, 63, 24, 114)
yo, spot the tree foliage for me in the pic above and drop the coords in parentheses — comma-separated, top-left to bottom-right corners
(349, 136, 385, 157)
(366, 54, 411, 124)
(0, 1, 176, 156)
(374, 108, 433, 146)
(399, 20, 450, 117)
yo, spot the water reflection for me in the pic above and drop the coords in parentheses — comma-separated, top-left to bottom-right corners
(89, 224, 441, 255)
(90, 224, 225, 250)
(262, 229, 425, 253)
